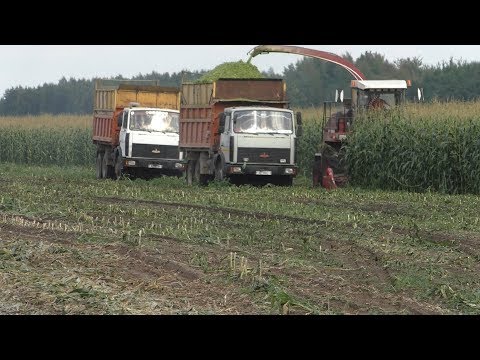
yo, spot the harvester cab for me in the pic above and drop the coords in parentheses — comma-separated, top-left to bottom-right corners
(322, 80, 409, 146)
(322, 98, 353, 146)
(351, 80, 409, 111)
(312, 79, 411, 188)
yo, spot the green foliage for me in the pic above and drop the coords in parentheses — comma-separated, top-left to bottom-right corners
(196, 61, 263, 83)
(345, 103, 480, 194)
(295, 111, 324, 177)
(0, 127, 94, 166)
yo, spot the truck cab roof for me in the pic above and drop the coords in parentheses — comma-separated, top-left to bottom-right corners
(125, 107, 179, 113)
(225, 106, 292, 112)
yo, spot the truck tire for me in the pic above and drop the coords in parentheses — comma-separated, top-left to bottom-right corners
(102, 152, 114, 179)
(186, 160, 199, 186)
(96, 152, 104, 179)
(114, 152, 123, 180)
(199, 174, 209, 186)
(214, 157, 225, 181)
(194, 160, 201, 183)
(281, 176, 293, 187)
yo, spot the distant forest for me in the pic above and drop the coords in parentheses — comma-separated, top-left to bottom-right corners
(1, 51, 480, 115)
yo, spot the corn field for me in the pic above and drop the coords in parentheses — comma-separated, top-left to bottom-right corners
(345, 101, 480, 194)
(1, 104, 480, 194)
(0, 115, 94, 166)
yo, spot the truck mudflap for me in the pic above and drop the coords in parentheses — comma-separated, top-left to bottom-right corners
(226, 164, 297, 177)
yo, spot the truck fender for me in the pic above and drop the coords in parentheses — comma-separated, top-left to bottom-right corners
(186, 151, 200, 161)
(213, 153, 225, 172)
(114, 146, 122, 161)
(213, 152, 226, 181)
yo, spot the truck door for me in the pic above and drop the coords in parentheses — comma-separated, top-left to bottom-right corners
(119, 110, 129, 157)
(219, 113, 231, 163)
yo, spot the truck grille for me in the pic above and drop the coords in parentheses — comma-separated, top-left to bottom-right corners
(237, 148, 290, 164)
(131, 144, 179, 159)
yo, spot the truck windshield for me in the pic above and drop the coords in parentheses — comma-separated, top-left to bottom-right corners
(129, 110, 179, 133)
(233, 110, 293, 134)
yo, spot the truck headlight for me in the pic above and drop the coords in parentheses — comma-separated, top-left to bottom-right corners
(126, 160, 136, 166)
(175, 163, 184, 169)
(229, 166, 242, 174)
(284, 168, 295, 175)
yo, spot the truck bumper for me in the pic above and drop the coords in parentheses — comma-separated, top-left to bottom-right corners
(226, 164, 297, 177)
(124, 158, 185, 174)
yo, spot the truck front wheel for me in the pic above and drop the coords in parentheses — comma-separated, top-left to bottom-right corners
(214, 158, 225, 181)
(280, 176, 293, 187)
(114, 152, 123, 180)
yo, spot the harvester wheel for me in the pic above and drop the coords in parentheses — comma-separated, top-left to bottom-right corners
(312, 157, 323, 187)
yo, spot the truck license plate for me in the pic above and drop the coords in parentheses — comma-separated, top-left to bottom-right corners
(148, 164, 163, 169)
(256, 170, 272, 176)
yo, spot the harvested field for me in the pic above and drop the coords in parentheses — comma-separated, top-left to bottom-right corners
(1, 164, 479, 314)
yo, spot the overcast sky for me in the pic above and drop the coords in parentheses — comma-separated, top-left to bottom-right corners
(1, 45, 479, 97)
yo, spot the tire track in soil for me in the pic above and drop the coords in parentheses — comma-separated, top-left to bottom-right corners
(96, 196, 327, 226)
(96, 196, 480, 259)
(0, 209, 455, 314)
(93, 197, 450, 313)
(294, 197, 480, 259)
(0, 222, 264, 314)
(388, 226, 480, 259)
(321, 238, 445, 314)
(263, 237, 443, 315)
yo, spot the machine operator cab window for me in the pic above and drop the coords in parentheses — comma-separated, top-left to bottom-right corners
(130, 112, 150, 131)
(233, 110, 293, 134)
(354, 89, 404, 111)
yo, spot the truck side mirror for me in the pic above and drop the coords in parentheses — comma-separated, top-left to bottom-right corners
(296, 112, 303, 137)
(218, 113, 226, 133)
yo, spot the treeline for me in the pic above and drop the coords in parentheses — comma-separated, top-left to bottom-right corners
(2, 52, 480, 115)
(0, 71, 206, 116)
(284, 52, 480, 107)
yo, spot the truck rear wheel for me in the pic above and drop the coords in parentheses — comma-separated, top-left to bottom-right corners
(96, 152, 104, 179)
(186, 160, 199, 186)
(102, 152, 114, 179)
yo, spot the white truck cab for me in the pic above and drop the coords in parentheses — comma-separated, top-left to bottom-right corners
(116, 105, 184, 179)
(218, 106, 299, 186)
